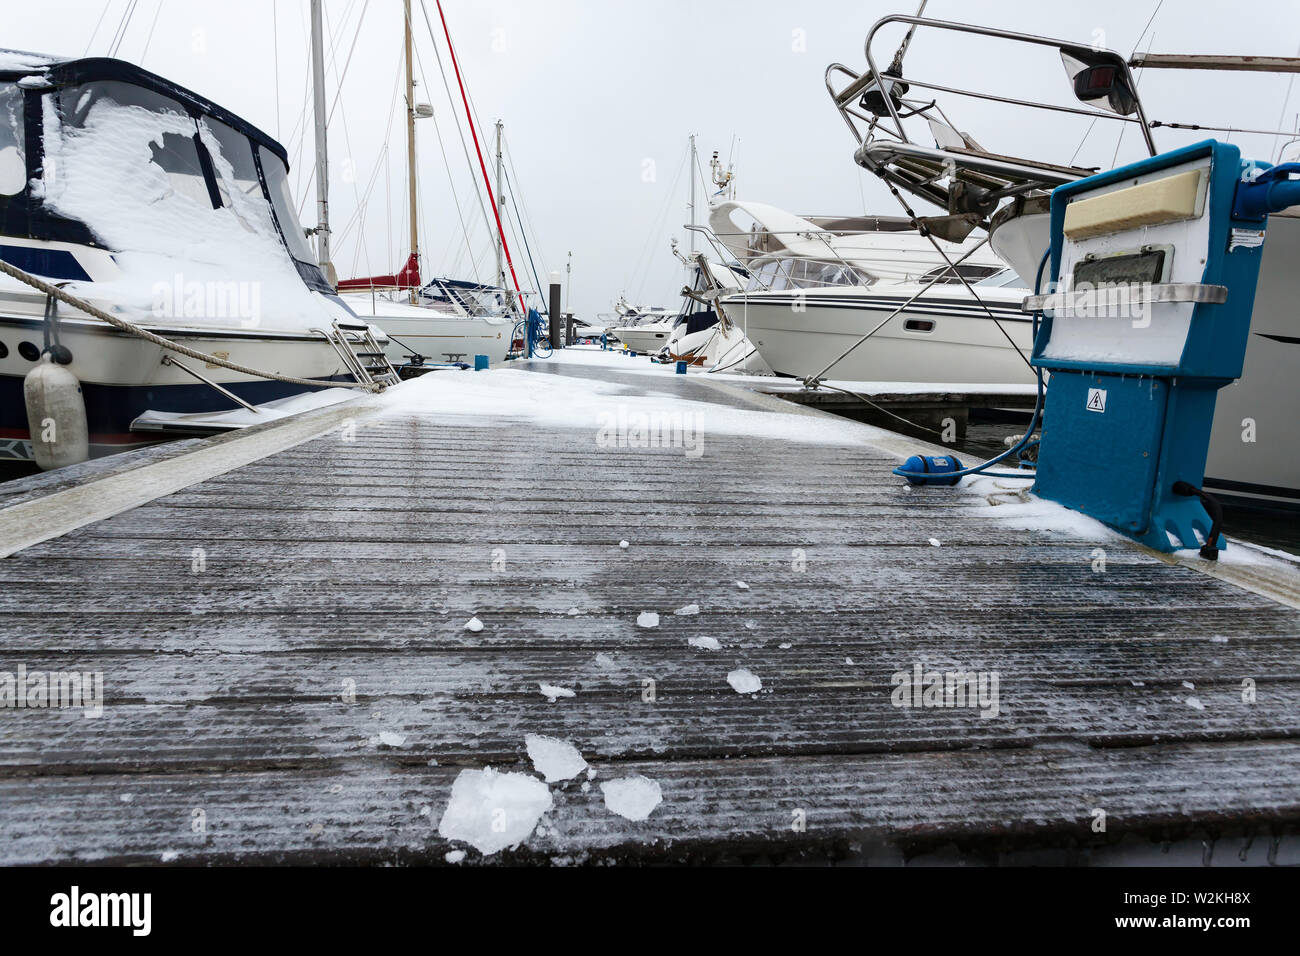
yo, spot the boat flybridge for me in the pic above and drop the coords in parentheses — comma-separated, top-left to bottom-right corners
(706, 199, 1033, 385)
(824, 13, 1300, 509)
(0, 49, 389, 464)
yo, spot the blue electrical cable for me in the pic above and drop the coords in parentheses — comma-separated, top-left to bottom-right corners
(891, 250, 1052, 484)
(512, 307, 551, 359)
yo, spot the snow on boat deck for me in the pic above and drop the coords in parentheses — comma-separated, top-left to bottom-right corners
(1, 349, 1299, 865)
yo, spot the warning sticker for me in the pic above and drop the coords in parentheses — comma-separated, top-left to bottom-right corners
(1086, 387, 1107, 413)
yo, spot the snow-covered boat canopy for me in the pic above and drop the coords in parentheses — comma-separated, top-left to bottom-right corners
(0, 49, 348, 331)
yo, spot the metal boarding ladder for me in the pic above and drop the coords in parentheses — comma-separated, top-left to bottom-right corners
(315, 321, 400, 386)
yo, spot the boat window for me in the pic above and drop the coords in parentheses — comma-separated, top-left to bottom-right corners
(685, 310, 718, 336)
(974, 268, 1027, 289)
(746, 259, 778, 292)
(258, 144, 318, 264)
(0, 84, 24, 196)
(768, 259, 792, 292)
(198, 117, 274, 236)
(918, 263, 1004, 285)
(52, 82, 213, 210)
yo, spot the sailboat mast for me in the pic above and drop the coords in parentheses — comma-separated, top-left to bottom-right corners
(403, 0, 419, 302)
(688, 132, 697, 256)
(310, 0, 333, 284)
(495, 120, 506, 304)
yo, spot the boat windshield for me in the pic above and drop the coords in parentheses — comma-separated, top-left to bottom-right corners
(746, 257, 872, 292)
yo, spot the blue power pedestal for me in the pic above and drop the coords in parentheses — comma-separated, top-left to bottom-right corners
(1026, 140, 1300, 553)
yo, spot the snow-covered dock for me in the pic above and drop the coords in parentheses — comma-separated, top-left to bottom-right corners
(1, 350, 1299, 864)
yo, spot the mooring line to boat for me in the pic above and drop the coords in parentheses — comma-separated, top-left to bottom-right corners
(0, 258, 384, 392)
(875, 173, 1036, 373)
(891, 251, 1052, 485)
(800, 237, 996, 387)
(813, 381, 1020, 453)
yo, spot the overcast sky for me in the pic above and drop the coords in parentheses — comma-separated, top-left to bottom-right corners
(7, 0, 1300, 320)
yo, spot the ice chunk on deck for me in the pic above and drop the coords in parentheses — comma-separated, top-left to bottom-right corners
(464, 617, 484, 632)
(525, 733, 588, 782)
(601, 775, 663, 822)
(539, 683, 576, 702)
(637, 611, 660, 628)
(727, 668, 762, 694)
(688, 636, 720, 650)
(735, 581, 749, 590)
(377, 731, 407, 748)
(674, 604, 700, 616)
(438, 767, 553, 855)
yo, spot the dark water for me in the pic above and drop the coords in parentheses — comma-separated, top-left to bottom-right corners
(0, 461, 40, 483)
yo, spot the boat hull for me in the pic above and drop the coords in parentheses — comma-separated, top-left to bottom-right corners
(613, 323, 674, 353)
(726, 290, 1035, 385)
(340, 294, 512, 365)
(0, 314, 355, 460)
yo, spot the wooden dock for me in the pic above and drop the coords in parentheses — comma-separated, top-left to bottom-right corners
(1, 358, 1298, 865)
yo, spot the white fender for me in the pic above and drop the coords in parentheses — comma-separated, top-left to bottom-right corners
(23, 355, 89, 470)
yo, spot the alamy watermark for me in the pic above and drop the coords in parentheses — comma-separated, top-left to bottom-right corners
(596, 407, 704, 458)
(0, 664, 103, 718)
(1047, 278, 1159, 328)
(891, 663, 1000, 719)
(151, 274, 262, 328)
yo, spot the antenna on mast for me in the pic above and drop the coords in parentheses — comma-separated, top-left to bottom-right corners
(710, 149, 735, 199)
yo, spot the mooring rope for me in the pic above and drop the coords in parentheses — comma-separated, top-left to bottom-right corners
(0, 258, 382, 392)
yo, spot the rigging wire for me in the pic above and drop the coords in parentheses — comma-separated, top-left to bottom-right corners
(503, 166, 546, 304)
(416, 0, 496, 260)
(1272, 42, 1300, 160)
(106, 0, 140, 58)
(294, 0, 366, 218)
(137, 0, 163, 65)
(1069, 0, 1164, 165)
(625, 144, 688, 302)
(318, 3, 378, 281)
(503, 134, 550, 279)
(333, 47, 405, 251)
(428, 0, 526, 311)
(406, 30, 480, 282)
(1110, 30, 1158, 168)
(83, 0, 113, 56)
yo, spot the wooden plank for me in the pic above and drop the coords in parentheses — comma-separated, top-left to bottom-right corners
(0, 361, 1297, 864)
(1, 741, 1298, 865)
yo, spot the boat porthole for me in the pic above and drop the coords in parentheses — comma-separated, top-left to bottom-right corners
(17, 341, 39, 361)
(0, 342, 7, 358)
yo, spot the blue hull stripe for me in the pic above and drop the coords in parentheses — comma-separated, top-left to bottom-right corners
(1, 373, 355, 441)
(0, 245, 93, 282)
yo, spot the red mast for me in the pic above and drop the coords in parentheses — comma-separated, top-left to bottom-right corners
(435, 0, 525, 315)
